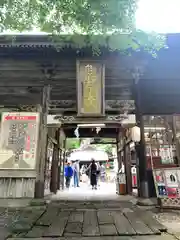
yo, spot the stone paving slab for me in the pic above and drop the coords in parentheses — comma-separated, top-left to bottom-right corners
(0, 206, 46, 240)
(6, 234, 177, 240)
(155, 211, 180, 240)
(5, 201, 167, 240)
(3, 200, 168, 239)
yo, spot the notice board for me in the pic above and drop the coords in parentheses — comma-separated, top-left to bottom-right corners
(0, 112, 40, 169)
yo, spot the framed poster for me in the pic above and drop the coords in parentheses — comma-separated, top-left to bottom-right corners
(153, 167, 180, 199)
(0, 112, 40, 169)
(164, 169, 179, 198)
(153, 169, 167, 197)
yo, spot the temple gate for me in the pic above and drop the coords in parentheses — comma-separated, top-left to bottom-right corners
(0, 34, 180, 198)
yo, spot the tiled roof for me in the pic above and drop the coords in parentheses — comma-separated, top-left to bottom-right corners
(0, 34, 73, 48)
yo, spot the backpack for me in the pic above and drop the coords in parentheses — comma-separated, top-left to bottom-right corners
(67, 166, 72, 177)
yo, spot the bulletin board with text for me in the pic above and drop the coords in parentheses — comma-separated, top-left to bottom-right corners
(0, 112, 40, 169)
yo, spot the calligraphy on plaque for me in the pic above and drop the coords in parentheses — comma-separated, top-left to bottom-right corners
(77, 61, 105, 116)
(0, 112, 40, 169)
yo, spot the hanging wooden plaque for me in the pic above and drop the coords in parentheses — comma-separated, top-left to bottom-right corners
(77, 60, 105, 116)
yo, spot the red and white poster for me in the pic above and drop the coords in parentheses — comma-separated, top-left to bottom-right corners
(0, 112, 40, 169)
(153, 168, 180, 199)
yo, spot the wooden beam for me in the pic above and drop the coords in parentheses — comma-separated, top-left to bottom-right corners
(48, 136, 58, 145)
(63, 128, 118, 138)
(90, 141, 116, 145)
(54, 114, 129, 124)
(62, 123, 121, 129)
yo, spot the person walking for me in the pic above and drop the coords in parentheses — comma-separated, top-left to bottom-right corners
(100, 163, 106, 182)
(87, 159, 98, 190)
(80, 164, 88, 183)
(96, 162, 101, 187)
(73, 160, 80, 187)
(64, 162, 73, 189)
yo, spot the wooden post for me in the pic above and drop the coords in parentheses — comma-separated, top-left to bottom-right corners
(172, 116, 180, 166)
(58, 149, 63, 190)
(124, 143, 132, 195)
(35, 85, 50, 198)
(62, 138, 66, 190)
(50, 143, 55, 193)
(50, 128, 60, 194)
(57, 148, 62, 190)
(43, 136, 49, 192)
(134, 79, 149, 198)
(58, 128, 65, 190)
(116, 129, 122, 171)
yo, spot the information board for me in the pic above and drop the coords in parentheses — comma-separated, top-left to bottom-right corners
(0, 112, 40, 169)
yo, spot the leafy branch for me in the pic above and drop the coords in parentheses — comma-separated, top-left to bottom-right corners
(0, 0, 166, 54)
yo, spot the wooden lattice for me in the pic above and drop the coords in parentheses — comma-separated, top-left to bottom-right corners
(160, 197, 180, 208)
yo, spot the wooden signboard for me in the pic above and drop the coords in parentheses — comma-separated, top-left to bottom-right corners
(0, 112, 40, 169)
(77, 60, 105, 116)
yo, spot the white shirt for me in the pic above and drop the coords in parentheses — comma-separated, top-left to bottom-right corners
(73, 162, 80, 172)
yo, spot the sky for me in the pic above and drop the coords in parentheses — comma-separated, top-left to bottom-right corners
(136, 0, 180, 33)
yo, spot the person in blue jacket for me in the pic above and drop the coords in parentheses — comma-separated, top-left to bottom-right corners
(64, 162, 73, 188)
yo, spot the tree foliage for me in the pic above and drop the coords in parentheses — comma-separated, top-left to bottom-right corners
(66, 138, 80, 150)
(96, 144, 114, 156)
(0, 0, 166, 53)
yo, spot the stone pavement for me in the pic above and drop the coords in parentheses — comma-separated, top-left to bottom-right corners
(155, 211, 180, 240)
(0, 200, 169, 240)
(50, 182, 119, 201)
(5, 235, 179, 240)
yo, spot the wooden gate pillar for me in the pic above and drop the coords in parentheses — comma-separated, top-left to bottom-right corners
(124, 142, 132, 194)
(134, 79, 149, 198)
(116, 128, 122, 171)
(57, 128, 65, 189)
(172, 116, 180, 166)
(62, 138, 67, 190)
(50, 128, 60, 194)
(35, 85, 50, 198)
(57, 148, 62, 190)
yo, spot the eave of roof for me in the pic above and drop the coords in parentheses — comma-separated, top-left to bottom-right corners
(0, 34, 70, 48)
(0, 32, 174, 48)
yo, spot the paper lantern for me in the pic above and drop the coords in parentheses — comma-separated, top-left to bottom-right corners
(131, 126, 141, 142)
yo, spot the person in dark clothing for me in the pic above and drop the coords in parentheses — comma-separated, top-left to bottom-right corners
(88, 159, 97, 190)
(64, 162, 73, 188)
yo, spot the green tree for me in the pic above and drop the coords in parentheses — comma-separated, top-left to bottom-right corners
(66, 138, 80, 150)
(104, 144, 113, 156)
(95, 144, 113, 156)
(0, 0, 165, 54)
